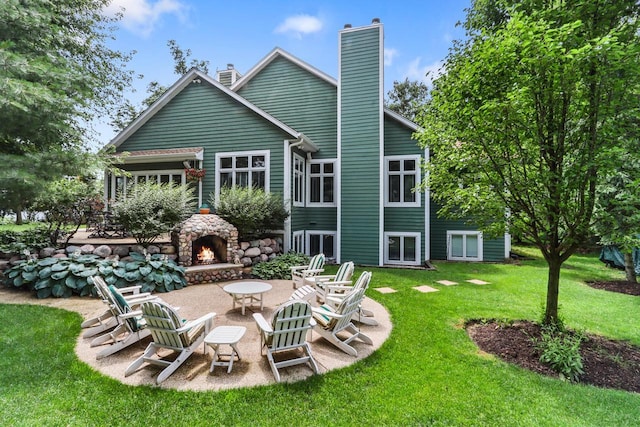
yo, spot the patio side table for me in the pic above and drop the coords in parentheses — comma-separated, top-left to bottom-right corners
(205, 325, 247, 374)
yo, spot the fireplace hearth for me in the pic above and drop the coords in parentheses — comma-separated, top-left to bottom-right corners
(171, 214, 240, 267)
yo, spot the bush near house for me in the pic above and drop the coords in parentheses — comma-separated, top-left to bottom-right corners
(251, 252, 309, 280)
(213, 187, 288, 240)
(113, 181, 196, 247)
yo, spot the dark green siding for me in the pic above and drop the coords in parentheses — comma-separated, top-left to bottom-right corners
(238, 56, 337, 158)
(340, 25, 382, 265)
(116, 82, 291, 201)
(430, 201, 505, 261)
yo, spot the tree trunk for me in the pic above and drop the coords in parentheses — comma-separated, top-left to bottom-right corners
(623, 252, 637, 283)
(14, 206, 23, 225)
(544, 258, 562, 326)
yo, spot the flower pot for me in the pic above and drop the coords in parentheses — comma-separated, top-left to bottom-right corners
(199, 208, 210, 214)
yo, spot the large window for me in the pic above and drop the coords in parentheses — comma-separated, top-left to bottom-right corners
(447, 230, 483, 261)
(306, 231, 336, 260)
(384, 155, 421, 207)
(307, 160, 335, 206)
(293, 154, 305, 207)
(109, 170, 184, 200)
(216, 150, 269, 191)
(384, 232, 421, 265)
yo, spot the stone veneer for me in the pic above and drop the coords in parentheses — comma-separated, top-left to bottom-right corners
(171, 214, 240, 266)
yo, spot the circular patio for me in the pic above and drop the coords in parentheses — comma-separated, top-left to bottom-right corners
(12, 279, 392, 390)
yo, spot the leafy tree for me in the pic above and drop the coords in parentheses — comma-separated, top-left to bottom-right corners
(112, 181, 196, 247)
(0, 0, 133, 154)
(416, 0, 640, 325)
(385, 78, 428, 122)
(593, 146, 640, 283)
(111, 40, 210, 130)
(32, 178, 101, 247)
(213, 187, 289, 240)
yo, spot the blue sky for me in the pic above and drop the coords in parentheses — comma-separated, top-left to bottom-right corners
(97, 0, 470, 144)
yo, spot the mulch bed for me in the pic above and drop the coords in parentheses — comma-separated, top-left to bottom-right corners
(586, 280, 640, 296)
(466, 280, 640, 394)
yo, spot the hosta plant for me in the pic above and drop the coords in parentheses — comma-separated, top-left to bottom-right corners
(5, 251, 187, 298)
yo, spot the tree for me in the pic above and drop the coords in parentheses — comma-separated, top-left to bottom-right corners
(0, 0, 133, 154)
(416, 0, 640, 325)
(385, 78, 428, 122)
(593, 146, 640, 283)
(111, 40, 210, 130)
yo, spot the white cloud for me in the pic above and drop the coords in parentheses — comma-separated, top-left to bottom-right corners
(384, 48, 398, 67)
(105, 0, 187, 37)
(274, 14, 323, 38)
(404, 57, 444, 87)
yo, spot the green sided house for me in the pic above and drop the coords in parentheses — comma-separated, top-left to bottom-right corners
(105, 19, 510, 267)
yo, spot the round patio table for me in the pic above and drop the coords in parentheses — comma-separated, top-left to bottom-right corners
(223, 281, 272, 315)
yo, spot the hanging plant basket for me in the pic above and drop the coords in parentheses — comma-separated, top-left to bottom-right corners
(185, 168, 206, 182)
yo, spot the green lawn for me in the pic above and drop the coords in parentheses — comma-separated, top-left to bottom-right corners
(1, 247, 639, 426)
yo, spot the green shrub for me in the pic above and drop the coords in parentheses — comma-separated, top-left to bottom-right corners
(214, 187, 289, 240)
(251, 252, 309, 280)
(5, 251, 187, 298)
(0, 225, 53, 255)
(532, 325, 585, 382)
(113, 181, 196, 246)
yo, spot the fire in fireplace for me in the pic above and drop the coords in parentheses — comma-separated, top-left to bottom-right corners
(192, 235, 227, 265)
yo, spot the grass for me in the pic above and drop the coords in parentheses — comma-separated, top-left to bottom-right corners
(1, 246, 639, 426)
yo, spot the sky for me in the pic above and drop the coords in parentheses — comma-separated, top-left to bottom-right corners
(97, 0, 471, 145)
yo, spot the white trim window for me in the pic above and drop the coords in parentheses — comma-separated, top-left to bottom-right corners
(293, 154, 305, 207)
(307, 159, 336, 206)
(110, 170, 185, 199)
(384, 155, 421, 207)
(305, 230, 336, 260)
(447, 230, 483, 261)
(292, 230, 304, 253)
(384, 232, 421, 265)
(215, 150, 269, 195)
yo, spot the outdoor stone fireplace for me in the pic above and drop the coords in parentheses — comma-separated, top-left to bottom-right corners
(171, 214, 240, 267)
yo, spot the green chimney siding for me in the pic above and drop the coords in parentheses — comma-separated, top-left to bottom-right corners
(339, 25, 383, 265)
(116, 82, 291, 201)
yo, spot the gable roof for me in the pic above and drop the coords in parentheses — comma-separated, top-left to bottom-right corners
(231, 47, 419, 132)
(107, 68, 318, 152)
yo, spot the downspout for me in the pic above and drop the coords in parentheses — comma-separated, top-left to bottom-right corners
(284, 137, 305, 253)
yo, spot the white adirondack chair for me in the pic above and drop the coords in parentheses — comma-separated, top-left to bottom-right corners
(311, 283, 373, 356)
(253, 299, 319, 382)
(309, 261, 355, 303)
(89, 276, 156, 359)
(325, 271, 378, 326)
(291, 253, 325, 289)
(125, 300, 215, 384)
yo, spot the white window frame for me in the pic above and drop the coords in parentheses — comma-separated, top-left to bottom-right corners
(384, 232, 421, 266)
(292, 230, 304, 253)
(293, 153, 305, 207)
(447, 230, 483, 261)
(305, 230, 337, 261)
(384, 155, 421, 207)
(110, 169, 185, 200)
(306, 159, 336, 207)
(215, 150, 270, 199)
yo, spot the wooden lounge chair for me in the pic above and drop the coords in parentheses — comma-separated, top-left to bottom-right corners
(325, 271, 378, 326)
(125, 300, 215, 384)
(309, 261, 355, 303)
(311, 284, 373, 356)
(89, 277, 156, 359)
(253, 299, 319, 382)
(291, 253, 325, 289)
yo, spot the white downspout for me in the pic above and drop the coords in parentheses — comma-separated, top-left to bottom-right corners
(284, 138, 305, 253)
